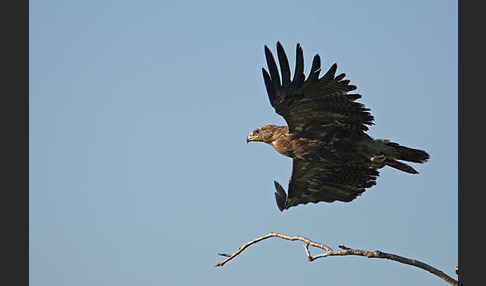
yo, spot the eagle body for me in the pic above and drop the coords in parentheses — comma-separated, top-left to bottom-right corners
(251, 125, 368, 163)
(247, 42, 430, 211)
(260, 125, 321, 159)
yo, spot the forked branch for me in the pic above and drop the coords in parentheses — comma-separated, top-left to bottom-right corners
(214, 232, 458, 286)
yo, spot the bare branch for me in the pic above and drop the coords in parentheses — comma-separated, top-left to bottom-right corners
(215, 232, 458, 286)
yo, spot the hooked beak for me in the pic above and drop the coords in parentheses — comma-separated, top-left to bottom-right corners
(247, 132, 258, 144)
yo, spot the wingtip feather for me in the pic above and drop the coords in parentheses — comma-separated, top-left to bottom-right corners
(293, 43, 304, 86)
(335, 73, 346, 82)
(276, 42, 291, 87)
(273, 181, 287, 212)
(264, 45, 281, 87)
(307, 54, 321, 82)
(262, 68, 276, 105)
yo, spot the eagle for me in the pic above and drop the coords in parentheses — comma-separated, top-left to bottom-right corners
(246, 42, 429, 211)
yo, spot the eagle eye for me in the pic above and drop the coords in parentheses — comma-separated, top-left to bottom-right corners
(254, 130, 260, 135)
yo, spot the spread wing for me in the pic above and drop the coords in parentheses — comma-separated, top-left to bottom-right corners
(262, 42, 374, 139)
(274, 159, 379, 211)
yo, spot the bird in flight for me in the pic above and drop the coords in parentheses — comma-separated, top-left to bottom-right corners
(247, 42, 429, 211)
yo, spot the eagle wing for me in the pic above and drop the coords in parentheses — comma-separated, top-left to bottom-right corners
(274, 159, 379, 211)
(262, 42, 374, 139)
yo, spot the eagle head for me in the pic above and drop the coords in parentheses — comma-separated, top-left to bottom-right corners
(246, 125, 281, 144)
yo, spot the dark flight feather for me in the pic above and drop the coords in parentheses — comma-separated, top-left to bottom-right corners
(306, 54, 321, 82)
(276, 42, 291, 87)
(262, 68, 275, 105)
(273, 181, 287, 211)
(292, 44, 304, 87)
(274, 159, 379, 210)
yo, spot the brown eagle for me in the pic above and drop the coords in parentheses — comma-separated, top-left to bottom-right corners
(247, 42, 429, 211)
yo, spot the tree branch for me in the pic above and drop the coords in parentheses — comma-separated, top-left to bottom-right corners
(214, 232, 458, 286)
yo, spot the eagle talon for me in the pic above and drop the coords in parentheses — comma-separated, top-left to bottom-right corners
(370, 154, 386, 169)
(370, 154, 385, 163)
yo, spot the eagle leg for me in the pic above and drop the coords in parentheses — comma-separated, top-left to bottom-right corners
(370, 154, 386, 169)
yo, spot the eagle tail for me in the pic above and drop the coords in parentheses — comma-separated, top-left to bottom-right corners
(383, 141, 430, 163)
(385, 158, 419, 174)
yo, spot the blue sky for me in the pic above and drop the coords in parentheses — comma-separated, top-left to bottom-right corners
(30, 1, 457, 285)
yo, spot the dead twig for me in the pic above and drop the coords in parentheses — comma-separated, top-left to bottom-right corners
(215, 232, 458, 286)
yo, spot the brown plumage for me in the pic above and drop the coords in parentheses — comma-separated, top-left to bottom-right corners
(246, 42, 430, 211)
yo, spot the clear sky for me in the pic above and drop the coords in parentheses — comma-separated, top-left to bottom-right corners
(30, 1, 457, 285)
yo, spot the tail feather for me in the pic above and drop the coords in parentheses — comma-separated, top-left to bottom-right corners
(374, 139, 429, 174)
(385, 159, 419, 174)
(385, 141, 430, 163)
